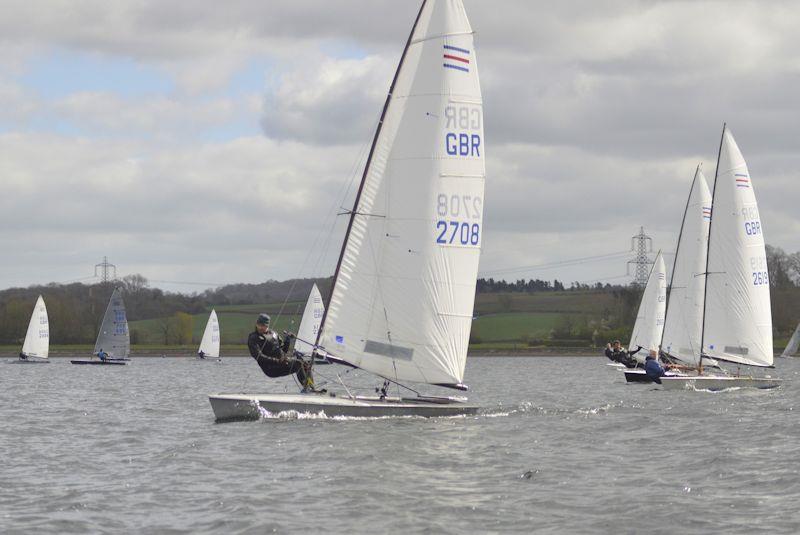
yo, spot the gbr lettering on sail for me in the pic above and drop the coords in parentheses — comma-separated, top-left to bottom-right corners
(436, 102, 484, 247)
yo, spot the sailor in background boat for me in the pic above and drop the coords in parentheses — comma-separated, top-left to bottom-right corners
(96, 349, 108, 362)
(605, 340, 641, 368)
(197, 350, 206, 360)
(644, 351, 671, 384)
(247, 314, 315, 392)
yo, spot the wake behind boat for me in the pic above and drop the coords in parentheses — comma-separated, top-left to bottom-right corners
(9, 295, 50, 364)
(71, 288, 131, 366)
(210, 0, 485, 420)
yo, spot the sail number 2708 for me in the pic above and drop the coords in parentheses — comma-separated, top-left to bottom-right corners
(435, 194, 482, 246)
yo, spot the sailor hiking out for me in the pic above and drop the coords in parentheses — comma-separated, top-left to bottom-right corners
(605, 340, 641, 368)
(247, 313, 316, 392)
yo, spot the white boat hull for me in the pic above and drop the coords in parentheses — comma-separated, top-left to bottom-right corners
(660, 375, 782, 391)
(209, 393, 479, 421)
(8, 358, 49, 364)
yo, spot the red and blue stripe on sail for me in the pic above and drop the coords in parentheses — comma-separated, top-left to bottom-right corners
(734, 173, 750, 188)
(443, 44, 470, 73)
(702, 206, 712, 220)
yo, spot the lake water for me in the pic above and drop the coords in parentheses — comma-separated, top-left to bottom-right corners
(1, 356, 798, 534)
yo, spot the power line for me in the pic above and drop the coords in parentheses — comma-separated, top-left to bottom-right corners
(480, 250, 631, 277)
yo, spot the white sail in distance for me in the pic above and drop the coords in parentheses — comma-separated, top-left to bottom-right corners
(702, 127, 773, 367)
(661, 168, 712, 366)
(318, 0, 484, 387)
(630, 251, 667, 355)
(21, 295, 49, 359)
(198, 309, 220, 358)
(94, 288, 130, 359)
(295, 284, 324, 356)
(780, 323, 799, 358)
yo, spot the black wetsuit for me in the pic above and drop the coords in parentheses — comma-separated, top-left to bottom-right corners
(605, 346, 641, 368)
(248, 329, 310, 384)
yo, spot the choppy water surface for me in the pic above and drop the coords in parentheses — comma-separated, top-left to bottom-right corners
(1, 356, 798, 534)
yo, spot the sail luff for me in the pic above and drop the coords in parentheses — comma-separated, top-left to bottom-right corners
(782, 323, 800, 357)
(700, 123, 727, 367)
(316, 0, 429, 347)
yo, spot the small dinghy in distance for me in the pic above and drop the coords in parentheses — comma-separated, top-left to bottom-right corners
(196, 309, 221, 361)
(294, 284, 329, 365)
(623, 252, 667, 382)
(779, 323, 799, 358)
(10, 295, 50, 364)
(210, 0, 485, 420)
(71, 288, 130, 366)
(661, 126, 781, 390)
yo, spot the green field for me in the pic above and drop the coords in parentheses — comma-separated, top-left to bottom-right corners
(129, 302, 307, 346)
(470, 312, 564, 343)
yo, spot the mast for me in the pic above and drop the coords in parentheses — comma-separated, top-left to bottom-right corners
(699, 123, 726, 373)
(316, 0, 428, 348)
(660, 165, 700, 357)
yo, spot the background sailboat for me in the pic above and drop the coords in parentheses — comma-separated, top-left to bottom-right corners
(628, 251, 667, 359)
(11, 295, 49, 364)
(293, 284, 327, 364)
(660, 167, 711, 367)
(210, 0, 485, 419)
(662, 126, 780, 390)
(779, 322, 799, 358)
(71, 288, 130, 366)
(197, 310, 221, 361)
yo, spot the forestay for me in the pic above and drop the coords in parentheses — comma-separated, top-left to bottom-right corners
(295, 284, 324, 356)
(630, 251, 667, 354)
(21, 295, 49, 359)
(198, 309, 220, 358)
(94, 288, 130, 359)
(661, 168, 711, 366)
(702, 128, 773, 367)
(318, 0, 484, 387)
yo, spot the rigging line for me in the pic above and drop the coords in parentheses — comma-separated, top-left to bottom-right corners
(480, 251, 632, 276)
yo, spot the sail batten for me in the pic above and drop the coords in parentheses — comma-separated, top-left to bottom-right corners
(318, 0, 484, 386)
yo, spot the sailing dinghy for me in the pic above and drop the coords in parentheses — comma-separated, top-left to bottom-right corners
(625, 167, 712, 383)
(71, 288, 130, 365)
(623, 251, 671, 382)
(293, 284, 329, 364)
(210, 0, 484, 420)
(779, 323, 799, 358)
(660, 126, 781, 390)
(10, 295, 50, 364)
(196, 309, 221, 361)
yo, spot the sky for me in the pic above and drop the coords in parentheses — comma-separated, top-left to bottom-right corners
(1, 0, 798, 293)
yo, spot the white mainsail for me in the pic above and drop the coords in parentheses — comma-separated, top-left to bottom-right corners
(318, 0, 484, 387)
(661, 168, 712, 366)
(780, 323, 799, 357)
(295, 285, 324, 356)
(94, 288, 130, 359)
(21, 295, 49, 359)
(630, 251, 667, 355)
(702, 127, 773, 367)
(198, 309, 220, 358)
